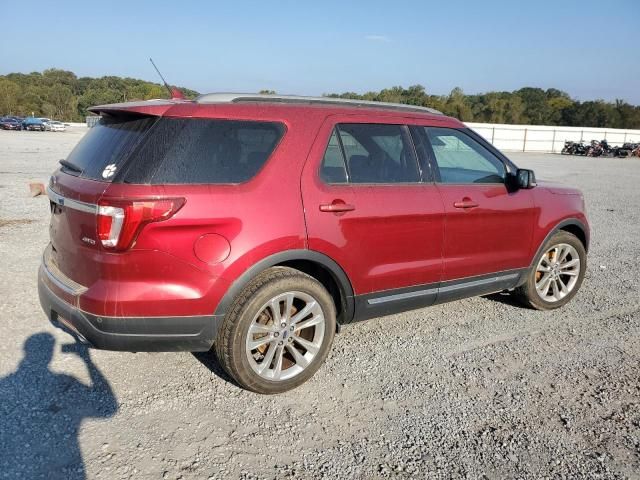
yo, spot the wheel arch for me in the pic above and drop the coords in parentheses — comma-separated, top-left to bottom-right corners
(530, 218, 589, 268)
(558, 222, 588, 252)
(214, 250, 355, 326)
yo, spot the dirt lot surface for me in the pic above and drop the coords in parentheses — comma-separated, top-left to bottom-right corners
(0, 128, 638, 479)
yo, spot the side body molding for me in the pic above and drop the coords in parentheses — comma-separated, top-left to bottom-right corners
(213, 219, 588, 331)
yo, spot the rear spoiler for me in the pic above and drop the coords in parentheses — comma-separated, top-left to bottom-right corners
(88, 98, 192, 116)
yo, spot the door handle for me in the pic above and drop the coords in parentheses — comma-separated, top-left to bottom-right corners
(319, 201, 355, 213)
(453, 198, 479, 209)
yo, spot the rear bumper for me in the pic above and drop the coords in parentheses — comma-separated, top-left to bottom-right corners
(38, 264, 221, 352)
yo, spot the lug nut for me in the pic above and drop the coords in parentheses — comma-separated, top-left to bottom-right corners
(278, 341, 283, 346)
(288, 337, 293, 343)
(281, 322, 286, 328)
(274, 332, 279, 337)
(290, 326, 294, 331)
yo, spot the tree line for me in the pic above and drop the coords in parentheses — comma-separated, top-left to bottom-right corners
(1, 69, 638, 129)
(0, 69, 198, 122)
(326, 85, 640, 129)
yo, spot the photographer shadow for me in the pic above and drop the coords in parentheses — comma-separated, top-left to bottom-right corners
(0, 332, 117, 480)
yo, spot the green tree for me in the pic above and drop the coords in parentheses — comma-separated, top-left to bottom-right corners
(46, 84, 76, 119)
(516, 87, 550, 124)
(504, 95, 526, 124)
(0, 78, 20, 115)
(443, 87, 472, 121)
(547, 96, 573, 125)
(2, 69, 640, 127)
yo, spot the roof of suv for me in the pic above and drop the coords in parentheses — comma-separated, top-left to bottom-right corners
(89, 92, 449, 120)
(195, 93, 443, 115)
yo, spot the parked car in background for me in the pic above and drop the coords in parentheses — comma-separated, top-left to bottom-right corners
(39, 93, 590, 394)
(39, 118, 52, 131)
(0, 117, 21, 130)
(22, 117, 46, 131)
(49, 121, 66, 132)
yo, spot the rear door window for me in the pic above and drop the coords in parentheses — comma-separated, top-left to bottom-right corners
(319, 123, 421, 184)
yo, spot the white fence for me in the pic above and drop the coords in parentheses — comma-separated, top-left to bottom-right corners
(466, 122, 640, 153)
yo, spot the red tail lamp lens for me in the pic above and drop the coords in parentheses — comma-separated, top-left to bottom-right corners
(97, 198, 185, 251)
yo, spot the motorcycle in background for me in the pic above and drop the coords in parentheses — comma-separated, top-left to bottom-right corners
(599, 139, 613, 156)
(561, 140, 575, 154)
(586, 140, 605, 157)
(561, 140, 588, 155)
(614, 142, 640, 158)
(561, 139, 639, 157)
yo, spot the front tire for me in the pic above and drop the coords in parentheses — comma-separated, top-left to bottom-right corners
(514, 231, 586, 310)
(215, 267, 336, 394)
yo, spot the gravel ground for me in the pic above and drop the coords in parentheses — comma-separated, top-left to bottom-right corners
(0, 128, 638, 479)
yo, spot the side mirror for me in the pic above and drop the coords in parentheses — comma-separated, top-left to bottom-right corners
(516, 168, 537, 189)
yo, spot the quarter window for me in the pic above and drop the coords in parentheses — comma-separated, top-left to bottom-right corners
(124, 119, 284, 184)
(320, 130, 348, 184)
(424, 127, 505, 184)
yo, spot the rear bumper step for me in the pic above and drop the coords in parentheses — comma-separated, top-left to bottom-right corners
(38, 264, 221, 352)
(42, 244, 87, 295)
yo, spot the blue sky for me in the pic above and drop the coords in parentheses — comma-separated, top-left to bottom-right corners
(3, 0, 639, 102)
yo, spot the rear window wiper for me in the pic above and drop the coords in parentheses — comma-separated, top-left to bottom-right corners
(59, 159, 82, 173)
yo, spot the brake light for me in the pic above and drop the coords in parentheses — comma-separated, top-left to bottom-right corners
(97, 198, 185, 251)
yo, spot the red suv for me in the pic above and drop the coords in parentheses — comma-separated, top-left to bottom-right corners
(39, 94, 589, 393)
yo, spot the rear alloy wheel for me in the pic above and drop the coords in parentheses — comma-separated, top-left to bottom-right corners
(246, 291, 326, 381)
(514, 231, 586, 310)
(215, 267, 336, 394)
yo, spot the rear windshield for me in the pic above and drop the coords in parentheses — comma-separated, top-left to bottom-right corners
(64, 115, 155, 181)
(63, 115, 285, 184)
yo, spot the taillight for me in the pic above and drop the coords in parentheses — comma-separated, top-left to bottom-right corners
(97, 198, 185, 251)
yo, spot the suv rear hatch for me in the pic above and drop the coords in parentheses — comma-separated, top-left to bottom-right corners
(47, 113, 161, 289)
(47, 105, 285, 297)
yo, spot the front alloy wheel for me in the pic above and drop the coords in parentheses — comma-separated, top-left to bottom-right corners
(514, 231, 586, 310)
(534, 243, 581, 302)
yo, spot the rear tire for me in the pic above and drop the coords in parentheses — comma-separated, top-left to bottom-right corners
(513, 231, 586, 310)
(215, 267, 336, 394)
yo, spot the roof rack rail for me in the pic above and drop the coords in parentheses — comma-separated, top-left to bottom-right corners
(195, 93, 442, 115)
